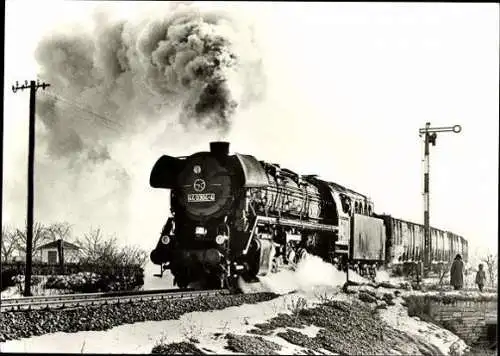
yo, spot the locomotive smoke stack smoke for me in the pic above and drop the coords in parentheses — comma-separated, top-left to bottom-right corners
(13, 4, 265, 242)
(34, 3, 265, 163)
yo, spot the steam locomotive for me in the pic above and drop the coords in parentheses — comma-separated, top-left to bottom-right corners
(149, 142, 468, 289)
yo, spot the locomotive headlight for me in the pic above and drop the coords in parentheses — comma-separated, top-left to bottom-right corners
(195, 226, 207, 235)
(215, 234, 227, 245)
(161, 235, 171, 245)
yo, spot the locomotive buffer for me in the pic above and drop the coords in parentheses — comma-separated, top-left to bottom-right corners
(419, 122, 461, 277)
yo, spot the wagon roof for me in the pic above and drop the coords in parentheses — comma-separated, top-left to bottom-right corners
(380, 214, 467, 241)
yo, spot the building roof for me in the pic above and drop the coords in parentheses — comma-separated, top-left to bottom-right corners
(38, 239, 80, 250)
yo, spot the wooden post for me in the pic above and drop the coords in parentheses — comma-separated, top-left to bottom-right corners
(57, 239, 65, 274)
(12, 80, 50, 296)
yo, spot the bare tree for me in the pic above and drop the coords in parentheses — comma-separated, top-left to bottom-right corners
(76, 228, 106, 263)
(13, 222, 52, 256)
(482, 254, 498, 288)
(118, 245, 148, 267)
(98, 235, 121, 266)
(76, 228, 120, 265)
(1, 226, 17, 262)
(76, 227, 148, 267)
(46, 222, 73, 242)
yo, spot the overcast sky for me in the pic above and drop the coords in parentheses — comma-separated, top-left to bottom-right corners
(3, 1, 498, 259)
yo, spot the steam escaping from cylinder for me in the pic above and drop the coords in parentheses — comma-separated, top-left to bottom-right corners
(238, 254, 371, 295)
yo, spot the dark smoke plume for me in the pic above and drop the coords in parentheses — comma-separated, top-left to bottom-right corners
(35, 4, 265, 162)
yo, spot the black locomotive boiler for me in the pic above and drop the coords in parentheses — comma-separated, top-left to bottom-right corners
(149, 142, 467, 289)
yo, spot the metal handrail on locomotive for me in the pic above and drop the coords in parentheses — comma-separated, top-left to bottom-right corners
(149, 142, 468, 289)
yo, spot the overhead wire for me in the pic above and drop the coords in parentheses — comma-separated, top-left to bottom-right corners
(38, 90, 131, 207)
(39, 90, 124, 133)
(42, 91, 122, 132)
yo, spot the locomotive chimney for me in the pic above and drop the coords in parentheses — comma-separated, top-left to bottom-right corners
(210, 141, 230, 156)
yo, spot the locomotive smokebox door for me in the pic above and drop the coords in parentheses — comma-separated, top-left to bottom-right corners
(177, 153, 234, 220)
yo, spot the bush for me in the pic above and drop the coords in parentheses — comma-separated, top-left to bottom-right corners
(1, 262, 144, 277)
(12, 274, 43, 286)
(76, 229, 148, 269)
(44, 269, 144, 293)
(10, 274, 44, 295)
(1, 263, 144, 294)
(1, 269, 17, 291)
(45, 273, 100, 292)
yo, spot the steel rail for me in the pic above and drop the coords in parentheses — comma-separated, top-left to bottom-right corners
(2, 287, 194, 305)
(1, 288, 230, 312)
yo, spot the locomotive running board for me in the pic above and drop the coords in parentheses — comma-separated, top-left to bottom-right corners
(242, 215, 338, 255)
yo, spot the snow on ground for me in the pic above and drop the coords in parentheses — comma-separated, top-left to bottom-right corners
(0, 284, 470, 355)
(141, 262, 175, 290)
(0, 275, 70, 299)
(1, 286, 72, 299)
(0, 286, 22, 299)
(0, 286, 75, 299)
(379, 296, 469, 356)
(0, 256, 475, 355)
(0, 286, 343, 354)
(0, 256, 363, 354)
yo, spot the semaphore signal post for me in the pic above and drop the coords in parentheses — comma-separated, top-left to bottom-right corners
(419, 122, 462, 277)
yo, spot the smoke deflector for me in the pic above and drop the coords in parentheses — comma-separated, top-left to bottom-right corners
(150, 155, 183, 189)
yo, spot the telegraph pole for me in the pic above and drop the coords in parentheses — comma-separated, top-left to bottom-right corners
(12, 80, 50, 296)
(58, 239, 65, 274)
(1, 89, 3, 265)
(419, 122, 461, 277)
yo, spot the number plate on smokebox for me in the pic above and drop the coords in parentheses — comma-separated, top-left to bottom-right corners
(188, 193, 216, 202)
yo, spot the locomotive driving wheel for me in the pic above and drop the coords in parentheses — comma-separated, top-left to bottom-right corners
(172, 267, 192, 289)
(175, 276, 190, 289)
(223, 274, 241, 293)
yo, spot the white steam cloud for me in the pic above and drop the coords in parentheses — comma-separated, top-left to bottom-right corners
(35, 3, 265, 160)
(239, 254, 370, 295)
(5, 3, 266, 246)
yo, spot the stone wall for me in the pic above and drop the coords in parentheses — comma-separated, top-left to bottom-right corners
(404, 293, 497, 346)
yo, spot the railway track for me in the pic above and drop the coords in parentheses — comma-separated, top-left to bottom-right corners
(1, 288, 230, 312)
